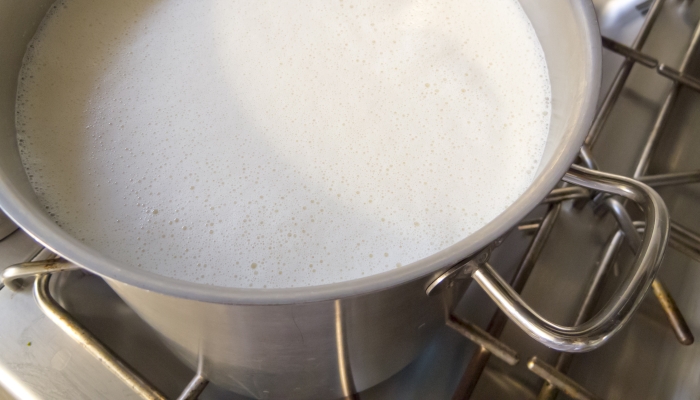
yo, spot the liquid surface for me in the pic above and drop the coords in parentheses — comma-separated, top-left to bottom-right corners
(17, 0, 550, 288)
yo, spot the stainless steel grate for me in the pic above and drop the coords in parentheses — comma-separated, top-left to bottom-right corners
(449, 0, 700, 398)
(2, 0, 700, 399)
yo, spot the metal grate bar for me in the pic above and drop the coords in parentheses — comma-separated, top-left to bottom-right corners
(634, 18, 700, 177)
(585, 0, 666, 147)
(34, 273, 168, 400)
(537, 230, 624, 400)
(638, 170, 700, 187)
(451, 204, 562, 400)
(453, 0, 700, 397)
(529, 357, 602, 400)
(601, 36, 700, 92)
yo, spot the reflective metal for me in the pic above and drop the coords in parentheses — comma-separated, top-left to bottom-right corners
(471, 165, 670, 352)
(604, 199, 694, 345)
(34, 273, 167, 400)
(535, 229, 626, 400)
(528, 357, 601, 400)
(446, 315, 519, 366)
(2, 258, 77, 291)
(585, 0, 664, 147)
(1, 2, 698, 398)
(543, 187, 590, 204)
(0, 212, 16, 241)
(633, 10, 700, 178)
(453, 203, 561, 400)
(602, 36, 700, 91)
(0, 0, 602, 398)
(638, 170, 700, 187)
(177, 355, 208, 400)
(601, 36, 658, 68)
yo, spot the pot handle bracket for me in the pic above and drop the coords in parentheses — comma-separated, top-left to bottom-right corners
(1, 252, 172, 399)
(452, 165, 669, 353)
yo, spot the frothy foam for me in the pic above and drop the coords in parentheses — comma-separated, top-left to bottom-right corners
(16, 0, 550, 288)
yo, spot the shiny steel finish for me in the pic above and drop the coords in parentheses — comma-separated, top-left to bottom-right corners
(0, 0, 602, 398)
(639, 170, 700, 186)
(543, 187, 590, 204)
(472, 165, 670, 352)
(475, 1, 700, 397)
(585, 0, 664, 147)
(544, 169, 700, 200)
(0, 0, 600, 399)
(527, 357, 601, 400)
(34, 273, 167, 400)
(108, 275, 449, 398)
(585, 104, 690, 344)
(446, 315, 519, 366)
(1, 258, 77, 291)
(524, 216, 700, 263)
(0, 212, 16, 241)
(177, 376, 208, 400)
(0, 1, 694, 398)
(0, 0, 601, 304)
(602, 36, 700, 91)
(453, 203, 562, 400)
(633, 9, 700, 178)
(535, 229, 626, 400)
(605, 198, 694, 345)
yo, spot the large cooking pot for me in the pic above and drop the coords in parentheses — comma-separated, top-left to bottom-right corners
(0, 0, 671, 399)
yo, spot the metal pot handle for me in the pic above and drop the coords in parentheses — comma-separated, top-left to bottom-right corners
(471, 164, 669, 352)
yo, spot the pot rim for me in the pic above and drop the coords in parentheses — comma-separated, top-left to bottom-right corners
(0, 0, 601, 305)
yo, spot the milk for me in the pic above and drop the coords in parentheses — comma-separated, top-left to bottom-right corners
(16, 0, 550, 288)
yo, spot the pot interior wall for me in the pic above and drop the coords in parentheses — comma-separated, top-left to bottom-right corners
(0, 0, 599, 294)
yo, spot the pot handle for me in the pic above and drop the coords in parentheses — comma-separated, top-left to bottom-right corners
(471, 165, 669, 352)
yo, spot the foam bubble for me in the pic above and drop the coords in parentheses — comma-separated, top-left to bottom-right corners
(16, 0, 550, 288)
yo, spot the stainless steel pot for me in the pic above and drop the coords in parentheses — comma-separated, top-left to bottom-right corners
(0, 1, 669, 399)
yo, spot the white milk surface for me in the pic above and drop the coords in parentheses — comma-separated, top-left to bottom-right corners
(16, 0, 550, 288)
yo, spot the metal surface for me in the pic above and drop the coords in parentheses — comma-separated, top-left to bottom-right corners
(604, 197, 693, 344)
(585, 0, 664, 148)
(518, 1, 700, 398)
(602, 36, 700, 91)
(604, 199, 694, 345)
(633, 11, 700, 178)
(5, 255, 215, 400)
(638, 170, 700, 186)
(453, 203, 562, 400)
(0, 1, 602, 397)
(2, 0, 700, 399)
(528, 357, 601, 400)
(0, 0, 601, 305)
(446, 315, 519, 366)
(0, 212, 16, 241)
(0, 228, 525, 400)
(34, 273, 167, 400)
(177, 376, 208, 400)
(472, 165, 670, 352)
(1, 259, 77, 291)
(536, 229, 626, 400)
(106, 271, 449, 398)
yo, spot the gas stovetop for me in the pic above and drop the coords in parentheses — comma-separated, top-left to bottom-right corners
(2, 0, 700, 399)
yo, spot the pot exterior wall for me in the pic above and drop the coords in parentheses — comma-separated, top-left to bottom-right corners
(0, 0, 599, 398)
(108, 274, 466, 399)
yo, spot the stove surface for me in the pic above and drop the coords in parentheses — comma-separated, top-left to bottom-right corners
(2, 0, 700, 399)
